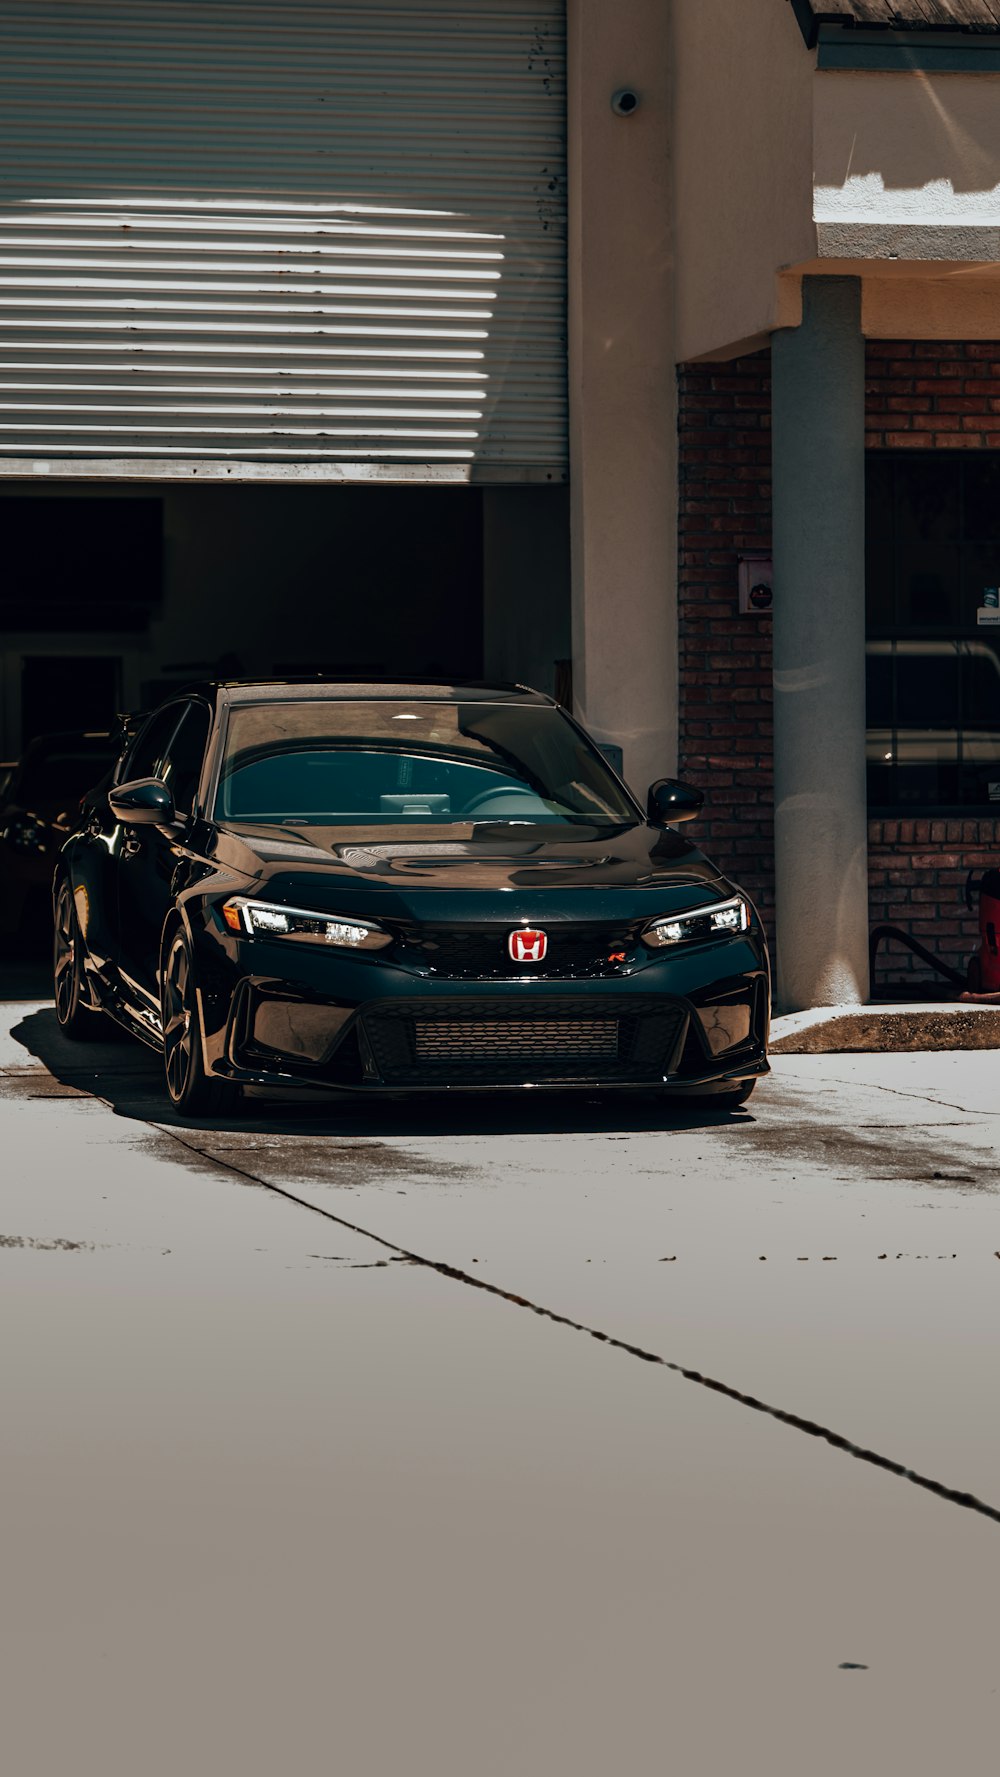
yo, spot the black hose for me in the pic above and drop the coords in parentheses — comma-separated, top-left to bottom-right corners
(869, 923, 968, 992)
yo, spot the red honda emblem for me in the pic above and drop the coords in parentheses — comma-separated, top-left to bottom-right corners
(509, 928, 548, 964)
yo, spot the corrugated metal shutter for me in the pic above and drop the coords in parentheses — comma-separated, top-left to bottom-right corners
(0, 0, 566, 481)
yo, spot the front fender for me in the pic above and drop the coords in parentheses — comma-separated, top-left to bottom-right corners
(59, 830, 119, 971)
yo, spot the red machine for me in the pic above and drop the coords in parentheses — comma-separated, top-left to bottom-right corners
(966, 869, 1000, 994)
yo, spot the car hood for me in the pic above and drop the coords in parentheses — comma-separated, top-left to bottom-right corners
(209, 818, 733, 922)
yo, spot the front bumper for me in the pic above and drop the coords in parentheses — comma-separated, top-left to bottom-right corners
(196, 926, 770, 1096)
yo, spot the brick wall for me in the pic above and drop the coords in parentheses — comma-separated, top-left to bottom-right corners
(865, 340, 1000, 450)
(677, 340, 1000, 989)
(677, 350, 774, 930)
(868, 819, 994, 991)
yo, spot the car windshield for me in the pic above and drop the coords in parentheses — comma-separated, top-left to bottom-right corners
(215, 700, 637, 827)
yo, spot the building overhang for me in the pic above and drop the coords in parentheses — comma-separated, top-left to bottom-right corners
(791, 0, 1000, 53)
(814, 62, 1000, 263)
(817, 27, 1000, 71)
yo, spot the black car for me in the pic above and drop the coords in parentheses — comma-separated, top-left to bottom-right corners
(1, 730, 118, 939)
(53, 681, 769, 1115)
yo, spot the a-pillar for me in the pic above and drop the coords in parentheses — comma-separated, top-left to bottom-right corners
(566, 0, 675, 796)
(771, 275, 869, 1010)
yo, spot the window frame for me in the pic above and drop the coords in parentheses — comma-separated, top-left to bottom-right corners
(158, 698, 213, 819)
(118, 702, 188, 789)
(866, 450, 1000, 816)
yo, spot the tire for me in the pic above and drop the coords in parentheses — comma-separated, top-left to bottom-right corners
(53, 877, 108, 1041)
(160, 927, 240, 1118)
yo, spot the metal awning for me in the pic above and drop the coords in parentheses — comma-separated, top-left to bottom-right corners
(0, 0, 568, 483)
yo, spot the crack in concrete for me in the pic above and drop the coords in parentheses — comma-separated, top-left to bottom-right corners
(161, 1125, 1000, 1534)
(818, 1076, 1000, 1119)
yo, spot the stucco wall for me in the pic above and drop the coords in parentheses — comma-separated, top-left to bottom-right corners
(815, 69, 1000, 259)
(567, 0, 676, 793)
(672, 0, 815, 361)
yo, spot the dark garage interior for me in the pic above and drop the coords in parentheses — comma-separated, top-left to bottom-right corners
(0, 483, 507, 751)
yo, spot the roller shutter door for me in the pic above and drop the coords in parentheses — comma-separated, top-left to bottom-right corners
(0, 0, 566, 480)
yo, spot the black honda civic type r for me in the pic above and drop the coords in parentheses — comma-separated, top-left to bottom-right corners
(53, 681, 769, 1116)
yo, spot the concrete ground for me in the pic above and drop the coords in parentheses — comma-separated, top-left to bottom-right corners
(2, 965, 1000, 1776)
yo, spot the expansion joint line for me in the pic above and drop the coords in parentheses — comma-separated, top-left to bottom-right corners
(164, 1125, 1000, 1531)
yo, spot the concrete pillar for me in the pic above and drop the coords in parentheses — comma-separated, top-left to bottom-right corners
(771, 276, 869, 1010)
(566, 0, 675, 797)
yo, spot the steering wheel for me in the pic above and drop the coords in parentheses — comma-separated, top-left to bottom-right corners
(464, 786, 540, 815)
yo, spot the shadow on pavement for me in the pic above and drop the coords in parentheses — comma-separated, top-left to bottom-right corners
(9, 1004, 756, 1140)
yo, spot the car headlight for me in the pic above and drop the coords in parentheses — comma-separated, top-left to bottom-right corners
(642, 894, 750, 949)
(221, 896, 392, 951)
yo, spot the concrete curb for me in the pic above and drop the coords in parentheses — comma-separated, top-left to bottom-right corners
(770, 1003, 1000, 1055)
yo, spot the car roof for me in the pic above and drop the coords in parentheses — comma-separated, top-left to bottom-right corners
(191, 679, 556, 708)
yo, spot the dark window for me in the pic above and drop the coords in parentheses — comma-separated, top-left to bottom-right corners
(124, 705, 185, 784)
(866, 453, 1000, 810)
(160, 702, 211, 815)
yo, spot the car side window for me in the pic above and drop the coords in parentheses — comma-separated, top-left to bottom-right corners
(160, 703, 212, 816)
(124, 706, 184, 784)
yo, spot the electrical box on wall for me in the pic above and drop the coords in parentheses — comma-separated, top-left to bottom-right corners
(738, 554, 773, 614)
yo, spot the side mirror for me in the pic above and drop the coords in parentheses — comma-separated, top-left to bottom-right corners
(646, 778, 705, 826)
(108, 777, 175, 827)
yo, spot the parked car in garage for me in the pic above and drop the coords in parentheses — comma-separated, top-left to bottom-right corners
(866, 637, 1000, 807)
(0, 730, 118, 939)
(53, 681, 770, 1115)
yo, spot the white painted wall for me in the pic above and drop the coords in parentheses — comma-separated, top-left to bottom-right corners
(567, 0, 676, 796)
(672, 0, 815, 362)
(814, 69, 1000, 257)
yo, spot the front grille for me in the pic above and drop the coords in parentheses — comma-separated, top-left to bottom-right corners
(396, 924, 642, 980)
(415, 1017, 619, 1062)
(360, 997, 688, 1087)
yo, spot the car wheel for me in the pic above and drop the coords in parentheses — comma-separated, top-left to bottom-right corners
(53, 878, 107, 1041)
(161, 928, 240, 1118)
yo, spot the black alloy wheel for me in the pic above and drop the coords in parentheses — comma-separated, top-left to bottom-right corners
(161, 928, 239, 1117)
(53, 877, 105, 1040)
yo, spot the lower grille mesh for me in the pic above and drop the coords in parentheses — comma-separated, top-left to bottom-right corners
(415, 1018, 619, 1063)
(361, 998, 687, 1087)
